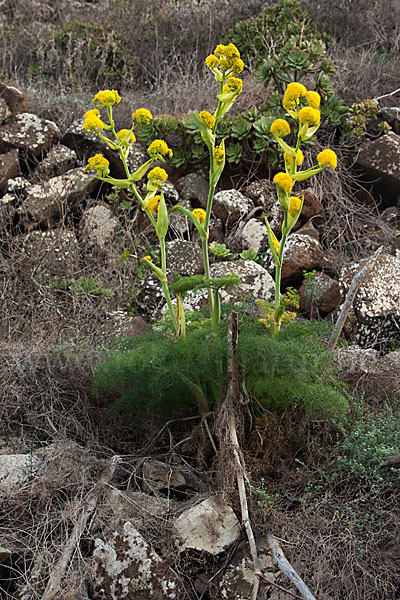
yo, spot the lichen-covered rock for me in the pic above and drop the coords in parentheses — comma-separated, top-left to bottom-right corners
(0, 113, 60, 157)
(92, 521, 182, 599)
(185, 259, 275, 312)
(296, 219, 320, 240)
(165, 240, 203, 280)
(0, 82, 27, 115)
(174, 497, 240, 555)
(0, 97, 11, 124)
(213, 189, 254, 224)
(32, 143, 77, 180)
(175, 173, 209, 209)
(356, 131, 400, 203)
(244, 179, 275, 208)
(0, 453, 41, 493)
(0, 149, 19, 194)
(18, 168, 98, 228)
(239, 218, 269, 252)
(264, 234, 325, 284)
(21, 229, 80, 277)
(80, 204, 120, 249)
(299, 271, 341, 314)
(141, 459, 203, 494)
(340, 253, 400, 348)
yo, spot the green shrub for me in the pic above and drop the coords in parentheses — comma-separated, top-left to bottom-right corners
(30, 22, 135, 87)
(93, 316, 349, 424)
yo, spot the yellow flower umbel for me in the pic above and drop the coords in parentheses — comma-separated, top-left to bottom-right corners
(205, 54, 220, 70)
(317, 149, 337, 169)
(93, 90, 121, 108)
(283, 82, 307, 111)
(288, 196, 302, 216)
(85, 154, 110, 176)
(270, 119, 291, 138)
(147, 167, 168, 191)
(273, 172, 294, 195)
(191, 208, 206, 224)
(116, 129, 136, 146)
(222, 76, 243, 97)
(306, 91, 321, 109)
(199, 111, 215, 130)
(143, 255, 153, 262)
(214, 143, 225, 164)
(147, 139, 173, 160)
(284, 149, 304, 167)
(144, 195, 161, 216)
(83, 112, 106, 133)
(298, 107, 320, 126)
(132, 108, 153, 125)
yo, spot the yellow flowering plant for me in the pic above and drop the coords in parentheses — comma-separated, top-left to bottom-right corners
(172, 43, 244, 328)
(83, 90, 179, 335)
(267, 82, 337, 335)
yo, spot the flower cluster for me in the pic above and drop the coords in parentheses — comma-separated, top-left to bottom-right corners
(132, 108, 153, 125)
(147, 167, 168, 189)
(144, 195, 161, 216)
(93, 90, 121, 107)
(206, 43, 244, 76)
(214, 143, 225, 164)
(84, 153, 109, 176)
(199, 111, 215, 130)
(83, 109, 106, 133)
(191, 208, 206, 224)
(147, 139, 173, 159)
(116, 129, 136, 145)
(273, 172, 294, 194)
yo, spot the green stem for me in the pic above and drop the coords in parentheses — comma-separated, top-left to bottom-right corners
(203, 182, 216, 315)
(274, 213, 288, 335)
(160, 236, 179, 334)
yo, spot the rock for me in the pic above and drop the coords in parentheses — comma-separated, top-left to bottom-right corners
(244, 179, 275, 208)
(165, 240, 203, 280)
(356, 131, 400, 205)
(141, 459, 202, 494)
(32, 143, 77, 180)
(175, 173, 209, 209)
(380, 206, 400, 228)
(174, 496, 240, 555)
(340, 253, 400, 348)
(240, 218, 269, 253)
(0, 113, 60, 158)
(162, 181, 179, 205)
(21, 229, 80, 277)
(301, 189, 324, 220)
(298, 271, 342, 314)
(0, 97, 11, 124)
(0, 149, 19, 194)
(0, 453, 42, 492)
(269, 199, 284, 234)
(296, 219, 320, 240)
(92, 521, 182, 599)
(0, 546, 11, 562)
(186, 259, 275, 310)
(335, 345, 381, 377)
(168, 197, 192, 237)
(274, 234, 325, 284)
(213, 189, 254, 224)
(18, 168, 98, 228)
(0, 82, 27, 114)
(80, 204, 120, 249)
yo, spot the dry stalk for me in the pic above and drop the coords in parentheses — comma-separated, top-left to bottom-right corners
(267, 534, 317, 600)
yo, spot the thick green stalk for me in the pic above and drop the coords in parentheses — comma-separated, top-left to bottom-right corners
(203, 182, 216, 315)
(160, 237, 179, 334)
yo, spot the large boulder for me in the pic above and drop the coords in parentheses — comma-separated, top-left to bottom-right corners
(298, 271, 341, 314)
(165, 240, 204, 280)
(213, 189, 254, 224)
(264, 233, 325, 285)
(239, 217, 269, 253)
(0, 97, 11, 124)
(92, 521, 182, 599)
(21, 229, 80, 277)
(175, 173, 209, 209)
(32, 143, 77, 180)
(0, 149, 19, 194)
(356, 131, 400, 205)
(0, 113, 60, 158)
(79, 204, 120, 249)
(0, 82, 27, 115)
(340, 252, 400, 348)
(18, 168, 98, 228)
(244, 179, 275, 209)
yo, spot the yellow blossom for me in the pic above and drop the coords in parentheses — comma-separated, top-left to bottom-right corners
(93, 90, 121, 107)
(116, 129, 136, 144)
(214, 143, 225, 163)
(298, 107, 320, 126)
(273, 172, 294, 194)
(272, 238, 280, 253)
(143, 255, 153, 262)
(222, 76, 243, 96)
(317, 149, 337, 169)
(144, 195, 161, 215)
(132, 108, 153, 124)
(306, 91, 321, 109)
(83, 114, 106, 133)
(288, 196, 302, 216)
(191, 208, 206, 224)
(283, 82, 307, 110)
(270, 118, 291, 137)
(147, 139, 173, 159)
(85, 154, 109, 175)
(147, 167, 168, 185)
(284, 149, 304, 166)
(205, 54, 220, 69)
(199, 111, 215, 129)
(84, 109, 100, 120)
(229, 56, 244, 74)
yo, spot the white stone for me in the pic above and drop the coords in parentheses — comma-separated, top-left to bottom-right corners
(0, 453, 41, 491)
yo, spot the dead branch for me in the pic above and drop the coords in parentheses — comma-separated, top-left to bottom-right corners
(383, 454, 400, 467)
(225, 311, 262, 600)
(41, 456, 120, 600)
(267, 534, 317, 600)
(328, 246, 383, 352)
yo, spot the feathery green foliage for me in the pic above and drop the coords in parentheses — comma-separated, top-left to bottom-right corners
(93, 317, 349, 425)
